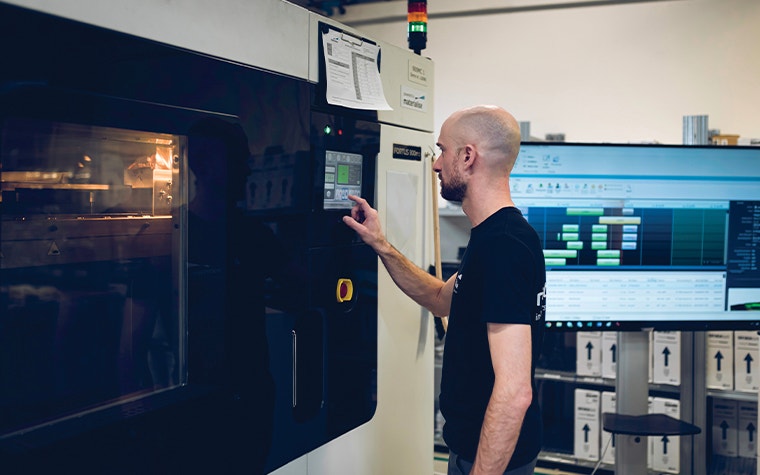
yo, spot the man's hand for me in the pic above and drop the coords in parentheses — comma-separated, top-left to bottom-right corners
(342, 195, 391, 254)
(343, 194, 454, 318)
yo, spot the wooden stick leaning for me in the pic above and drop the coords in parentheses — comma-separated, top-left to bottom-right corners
(430, 155, 449, 333)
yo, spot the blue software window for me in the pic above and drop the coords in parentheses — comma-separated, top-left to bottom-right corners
(512, 143, 760, 331)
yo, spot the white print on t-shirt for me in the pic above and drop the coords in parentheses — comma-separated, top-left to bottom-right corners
(535, 284, 546, 321)
(453, 273, 462, 294)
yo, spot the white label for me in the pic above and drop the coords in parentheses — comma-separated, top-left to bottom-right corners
(400, 85, 427, 113)
(408, 60, 428, 85)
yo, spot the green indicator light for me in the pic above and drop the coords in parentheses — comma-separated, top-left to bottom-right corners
(324, 125, 332, 135)
(408, 22, 427, 33)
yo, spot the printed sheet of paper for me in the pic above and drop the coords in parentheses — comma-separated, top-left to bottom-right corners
(321, 27, 392, 111)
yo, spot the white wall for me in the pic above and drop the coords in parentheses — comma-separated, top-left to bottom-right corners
(337, 0, 760, 144)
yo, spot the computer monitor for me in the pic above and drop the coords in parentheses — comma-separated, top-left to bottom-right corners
(511, 142, 760, 331)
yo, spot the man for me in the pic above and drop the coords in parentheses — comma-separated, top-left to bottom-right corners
(343, 105, 546, 475)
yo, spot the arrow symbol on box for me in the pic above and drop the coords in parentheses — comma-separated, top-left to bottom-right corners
(721, 420, 729, 440)
(661, 435, 670, 454)
(610, 344, 617, 364)
(586, 342, 594, 361)
(715, 351, 724, 372)
(745, 353, 754, 374)
(662, 347, 671, 367)
(583, 424, 591, 443)
(748, 422, 756, 443)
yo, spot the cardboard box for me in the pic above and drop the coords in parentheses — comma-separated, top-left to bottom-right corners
(574, 388, 601, 462)
(601, 332, 618, 379)
(712, 399, 739, 456)
(576, 332, 602, 377)
(733, 331, 759, 393)
(650, 397, 681, 474)
(652, 331, 681, 386)
(706, 331, 734, 390)
(738, 402, 758, 458)
(711, 134, 740, 146)
(600, 392, 616, 465)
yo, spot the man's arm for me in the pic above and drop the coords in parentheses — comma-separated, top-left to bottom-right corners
(342, 195, 453, 317)
(471, 323, 534, 475)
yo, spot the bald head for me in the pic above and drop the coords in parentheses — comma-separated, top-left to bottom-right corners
(446, 105, 521, 174)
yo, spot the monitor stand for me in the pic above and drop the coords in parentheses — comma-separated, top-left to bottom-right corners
(607, 331, 700, 475)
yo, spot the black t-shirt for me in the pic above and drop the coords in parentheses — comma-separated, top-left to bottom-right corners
(440, 206, 546, 469)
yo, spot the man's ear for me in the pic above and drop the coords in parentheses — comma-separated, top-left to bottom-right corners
(462, 145, 476, 168)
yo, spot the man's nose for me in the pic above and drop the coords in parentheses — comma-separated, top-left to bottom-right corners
(432, 154, 442, 172)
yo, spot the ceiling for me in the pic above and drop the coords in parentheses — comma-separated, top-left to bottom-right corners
(287, 1, 677, 25)
(287, 0, 392, 17)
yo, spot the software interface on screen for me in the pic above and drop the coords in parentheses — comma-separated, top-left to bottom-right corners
(511, 144, 760, 330)
(324, 150, 363, 209)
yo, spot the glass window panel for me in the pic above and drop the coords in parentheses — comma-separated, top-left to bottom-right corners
(0, 118, 186, 436)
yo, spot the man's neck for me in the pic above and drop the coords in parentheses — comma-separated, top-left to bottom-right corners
(462, 194, 514, 228)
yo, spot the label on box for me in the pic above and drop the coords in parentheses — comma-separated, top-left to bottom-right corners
(738, 402, 758, 458)
(577, 332, 602, 377)
(706, 331, 734, 390)
(652, 331, 680, 386)
(733, 331, 759, 392)
(574, 389, 600, 461)
(712, 399, 739, 456)
(650, 397, 680, 474)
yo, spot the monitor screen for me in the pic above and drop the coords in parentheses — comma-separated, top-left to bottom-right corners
(323, 150, 363, 209)
(511, 143, 760, 331)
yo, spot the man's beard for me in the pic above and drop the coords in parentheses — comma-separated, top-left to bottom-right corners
(440, 174, 466, 202)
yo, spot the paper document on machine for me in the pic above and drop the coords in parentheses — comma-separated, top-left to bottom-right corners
(321, 26, 392, 110)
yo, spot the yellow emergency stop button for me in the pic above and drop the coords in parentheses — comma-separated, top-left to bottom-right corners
(336, 278, 353, 303)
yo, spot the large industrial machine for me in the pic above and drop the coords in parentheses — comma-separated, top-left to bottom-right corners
(0, 1, 435, 473)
